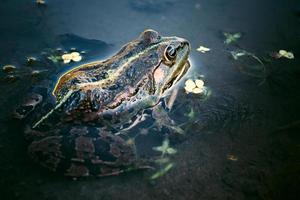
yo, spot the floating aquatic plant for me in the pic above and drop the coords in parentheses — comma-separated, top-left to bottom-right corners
(47, 55, 62, 64)
(184, 79, 206, 94)
(230, 50, 267, 81)
(150, 163, 174, 180)
(42, 48, 83, 65)
(185, 108, 195, 119)
(230, 50, 264, 65)
(230, 50, 248, 60)
(62, 52, 82, 64)
(271, 50, 295, 59)
(223, 32, 241, 45)
(151, 138, 177, 180)
(153, 139, 177, 156)
(196, 46, 210, 53)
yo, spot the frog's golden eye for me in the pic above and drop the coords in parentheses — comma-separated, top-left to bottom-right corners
(164, 45, 177, 62)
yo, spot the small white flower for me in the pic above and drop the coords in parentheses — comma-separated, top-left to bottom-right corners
(61, 52, 82, 64)
(278, 50, 294, 59)
(184, 79, 205, 94)
(195, 79, 204, 88)
(196, 46, 210, 53)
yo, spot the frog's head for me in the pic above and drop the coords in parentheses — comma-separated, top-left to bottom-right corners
(121, 29, 191, 98)
(52, 29, 190, 104)
(146, 30, 191, 97)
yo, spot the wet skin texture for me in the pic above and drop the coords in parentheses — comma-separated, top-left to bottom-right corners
(24, 30, 190, 177)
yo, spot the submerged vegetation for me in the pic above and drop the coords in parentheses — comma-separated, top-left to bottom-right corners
(223, 32, 242, 45)
(151, 139, 177, 180)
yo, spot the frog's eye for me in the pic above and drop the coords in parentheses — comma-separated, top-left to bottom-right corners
(164, 45, 177, 62)
(140, 29, 160, 43)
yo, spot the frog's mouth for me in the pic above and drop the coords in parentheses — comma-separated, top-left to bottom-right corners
(162, 60, 190, 93)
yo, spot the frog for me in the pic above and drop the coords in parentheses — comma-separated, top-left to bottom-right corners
(18, 29, 191, 177)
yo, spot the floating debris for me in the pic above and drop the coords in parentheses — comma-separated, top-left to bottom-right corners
(223, 32, 241, 45)
(196, 46, 210, 53)
(5, 75, 19, 82)
(36, 0, 46, 5)
(62, 52, 82, 64)
(31, 70, 47, 76)
(184, 79, 205, 94)
(2, 65, 16, 73)
(227, 154, 238, 161)
(26, 57, 37, 66)
(139, 128, 149, 135)
(271, 50, 295, 59)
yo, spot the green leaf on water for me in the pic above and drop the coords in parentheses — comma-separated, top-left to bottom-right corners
(153, 139, 169, 154)
(154, 157, 170, 164)
(150, 163, 174, 180)
(153, 139, 177, 155)
(47, 55, 61, 63)
(166, 147, 177, 154)
(185, 108, 195, 119)
(224, 32, 241, 45)
(168, 125, 185, 135)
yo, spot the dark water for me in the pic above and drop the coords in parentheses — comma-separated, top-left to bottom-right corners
(0, 0, 299, 199)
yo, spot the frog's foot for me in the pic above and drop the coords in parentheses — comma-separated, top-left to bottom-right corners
(152, 102, 185, 135)
(116, 111, 149, 135)
(28, 126, 142, 177)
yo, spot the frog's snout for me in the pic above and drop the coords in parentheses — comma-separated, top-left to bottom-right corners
(177, 38, 191, 53)
(180, 40, 190, 47)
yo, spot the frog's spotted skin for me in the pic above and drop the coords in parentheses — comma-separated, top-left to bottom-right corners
(24, 29, 191, 177)
(28, 126, 135, 177)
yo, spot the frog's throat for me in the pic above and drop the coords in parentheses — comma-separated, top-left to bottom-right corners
(32, 90, 73, 129)
(160, 60, 190, 96)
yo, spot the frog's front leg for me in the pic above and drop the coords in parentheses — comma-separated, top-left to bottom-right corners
(152, 101, 185, 135)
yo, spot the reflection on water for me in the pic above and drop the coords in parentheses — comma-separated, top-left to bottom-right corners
(0, 0, 299, 200)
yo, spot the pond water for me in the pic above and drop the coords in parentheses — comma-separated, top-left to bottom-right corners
(0, 0, 299, 200)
